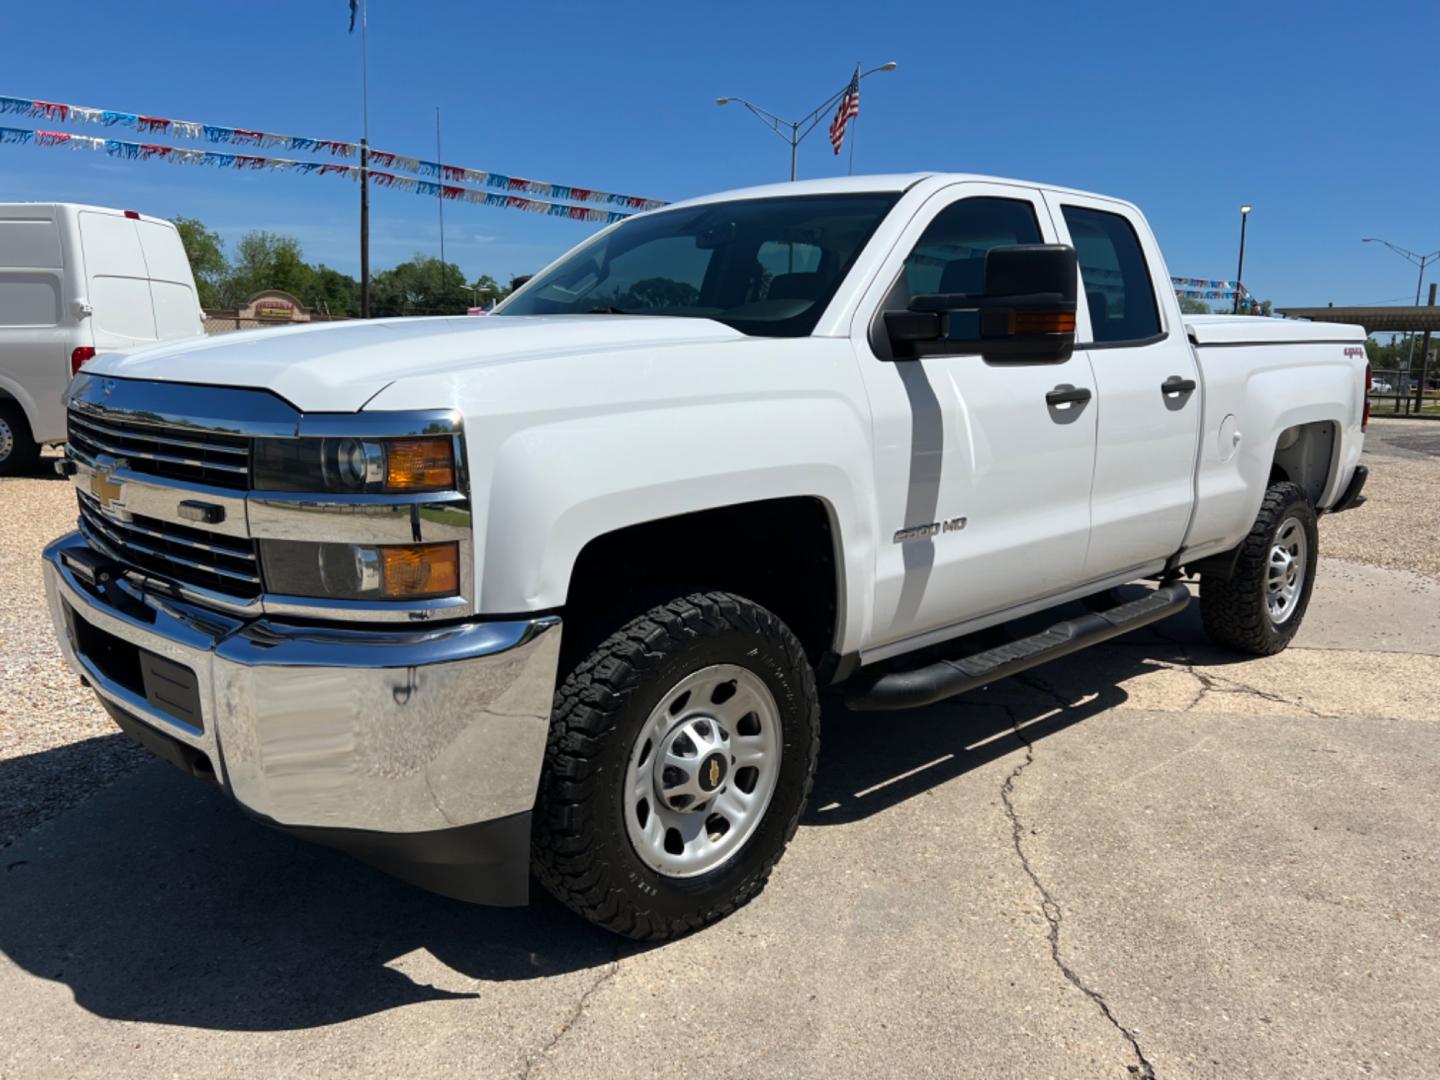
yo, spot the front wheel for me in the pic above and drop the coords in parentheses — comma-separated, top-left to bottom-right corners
(1199, 481, 1318, 655)
(532, 591, 819, 940)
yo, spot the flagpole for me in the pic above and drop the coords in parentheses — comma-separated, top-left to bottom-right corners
(359, 0, 371, 318)
(435, 105, 445, 271)
(847, 63, 859, 175)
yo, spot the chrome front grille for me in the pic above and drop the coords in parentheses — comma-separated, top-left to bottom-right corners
(77, 490, 262, 599)
(67, 408, 251, 491)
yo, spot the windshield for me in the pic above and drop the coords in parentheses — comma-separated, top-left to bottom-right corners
(495, 193, 900, 337)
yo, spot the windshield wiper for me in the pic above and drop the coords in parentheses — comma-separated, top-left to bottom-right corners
(587, 305, 630, 314)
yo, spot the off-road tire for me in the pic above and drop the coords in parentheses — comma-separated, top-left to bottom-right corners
(1199, 481, 1318, 656)
(532, 591, 819, 940)
(0, 401, 41, 477)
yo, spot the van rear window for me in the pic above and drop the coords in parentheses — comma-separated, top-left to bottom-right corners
(0, 219, 61, 269)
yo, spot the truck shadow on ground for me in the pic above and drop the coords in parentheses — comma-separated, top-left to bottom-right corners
(0, 593, 1234, 1031)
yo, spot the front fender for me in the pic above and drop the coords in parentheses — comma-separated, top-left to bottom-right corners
(477, 397, 875, 655)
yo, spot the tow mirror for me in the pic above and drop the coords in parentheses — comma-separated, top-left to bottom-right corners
(884, 244, 1078, 363)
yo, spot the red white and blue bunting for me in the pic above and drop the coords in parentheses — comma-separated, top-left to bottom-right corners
(0, 94, 666, 211)
(0, 125, 632, 223)
(1171, 278, 1248, 301)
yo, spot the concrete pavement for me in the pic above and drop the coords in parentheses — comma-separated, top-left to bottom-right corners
(2, 558, 1437, 1079)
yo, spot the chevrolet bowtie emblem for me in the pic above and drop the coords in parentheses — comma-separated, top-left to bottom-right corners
(90, 469, 124, 511)
(708, 759, 721, 788)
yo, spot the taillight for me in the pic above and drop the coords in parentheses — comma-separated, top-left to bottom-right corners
(71, 347, 96, 376)
(123, 210, 140, 220)
(1363, 363, 1371, 432)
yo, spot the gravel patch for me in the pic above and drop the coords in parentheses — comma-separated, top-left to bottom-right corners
(1321, 418, 1440, 583)
(0, 453, 146, 849)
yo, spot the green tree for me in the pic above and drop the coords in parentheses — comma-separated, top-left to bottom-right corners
(468, 273, 509, 307)
(174, 216, 228, 309)
(223, 231, 317, 306)
(1178, 296, 1212, 315)
(310, 264, 360, 317)
(371, 255, 472, 316)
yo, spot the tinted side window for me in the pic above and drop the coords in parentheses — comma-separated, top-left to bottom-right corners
(901, 198, 1042, 344)
(1060, 206, 1161, 344)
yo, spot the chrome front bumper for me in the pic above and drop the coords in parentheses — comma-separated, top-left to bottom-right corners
(43, 532, 562, 840)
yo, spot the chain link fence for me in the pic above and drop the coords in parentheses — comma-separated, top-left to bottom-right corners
(202, 313, 352, 335)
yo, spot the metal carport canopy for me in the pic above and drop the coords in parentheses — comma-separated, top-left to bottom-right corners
(1276, 306, 1440, 334)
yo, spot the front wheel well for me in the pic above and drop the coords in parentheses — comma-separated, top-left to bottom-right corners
(561, 497, 840, 677)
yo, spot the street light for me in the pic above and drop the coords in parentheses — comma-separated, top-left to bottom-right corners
(1362, 237, 1440, 374)
(1233, 204, 1253, 315)
(716, 62, 898, 181)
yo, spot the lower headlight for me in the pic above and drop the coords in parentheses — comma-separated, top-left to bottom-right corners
(261, 540, 460, 600)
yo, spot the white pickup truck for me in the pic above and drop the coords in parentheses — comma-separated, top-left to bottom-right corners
(42, 174, 1370, 939)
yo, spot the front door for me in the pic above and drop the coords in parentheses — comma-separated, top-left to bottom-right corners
(1043, 192, 1202, 579)
(853, 183, 1098, 656)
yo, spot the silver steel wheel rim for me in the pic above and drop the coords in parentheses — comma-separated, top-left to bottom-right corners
(0, 417, 12, 462)
(1266, 516, 1307, 625)
(624, 663, 782, 879)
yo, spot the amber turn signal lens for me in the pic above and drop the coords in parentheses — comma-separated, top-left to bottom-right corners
(385, 437, 455, 491)
(1012, 310, 1077, 335)
(380, 542, 459, 598)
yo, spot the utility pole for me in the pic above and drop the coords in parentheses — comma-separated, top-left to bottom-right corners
(358, 0, 371, 317)
(1362, 237, 1440, 384)
(1415, 282, 1436, 417)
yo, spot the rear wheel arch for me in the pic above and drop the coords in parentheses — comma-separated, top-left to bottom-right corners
(1269, 420, 1341, 507)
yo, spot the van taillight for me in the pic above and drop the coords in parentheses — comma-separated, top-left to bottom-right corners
(1363, 363, 1371, 432)
(123, 210, 140, 220)
(71, 347, 96, 376)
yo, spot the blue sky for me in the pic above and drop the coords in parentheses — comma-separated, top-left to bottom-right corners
(2, 0, 1436, 308)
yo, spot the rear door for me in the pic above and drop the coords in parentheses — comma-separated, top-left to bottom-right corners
(1043, 192, 1202, 579)
(854, 182, 1098, 654)
(135, 219, 204, 341)
(78, 210, 159, 347)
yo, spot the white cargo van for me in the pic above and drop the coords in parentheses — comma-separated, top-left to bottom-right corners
(0, 204, 204, 474)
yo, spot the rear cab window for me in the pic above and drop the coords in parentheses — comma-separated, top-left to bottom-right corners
(1059, 205, 1161, 345)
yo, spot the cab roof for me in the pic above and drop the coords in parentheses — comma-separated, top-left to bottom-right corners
(660, 173, 1128, 212)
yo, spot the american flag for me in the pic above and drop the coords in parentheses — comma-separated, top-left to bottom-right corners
(828, 69, 860, 155)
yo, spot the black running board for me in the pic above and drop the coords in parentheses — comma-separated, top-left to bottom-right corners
(844, 581, 1191, 712)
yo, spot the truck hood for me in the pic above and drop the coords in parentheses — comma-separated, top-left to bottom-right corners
(86, 315, 747, 412)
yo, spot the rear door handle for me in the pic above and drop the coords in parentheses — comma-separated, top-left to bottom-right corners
(1045, 385, 1092, 408)
(1162, 375, 1197, 396)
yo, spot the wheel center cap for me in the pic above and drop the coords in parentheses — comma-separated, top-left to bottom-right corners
(698, 753, 727, 793)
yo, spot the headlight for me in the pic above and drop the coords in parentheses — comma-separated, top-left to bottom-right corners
(253, 437, 455, 493)
(261, 540, 460, 600)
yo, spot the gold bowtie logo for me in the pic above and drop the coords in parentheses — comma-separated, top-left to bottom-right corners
(708, 758, 721, 787)
(90, 469, 124, 511)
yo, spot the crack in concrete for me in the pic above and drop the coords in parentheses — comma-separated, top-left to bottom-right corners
(1091, 628, 1344, 720)
(519, 950, 622, 1079)
(999, 694, 1158, 1080)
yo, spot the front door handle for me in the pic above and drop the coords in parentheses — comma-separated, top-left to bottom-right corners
(1045, 385, 1092, 408)
(1162, 375, 1197, 396)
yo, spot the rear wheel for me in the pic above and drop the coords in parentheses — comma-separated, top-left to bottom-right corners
(0, 402, 41, 477)
(1199, 481, 1318, 655)
(532, 591, 819, 940)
